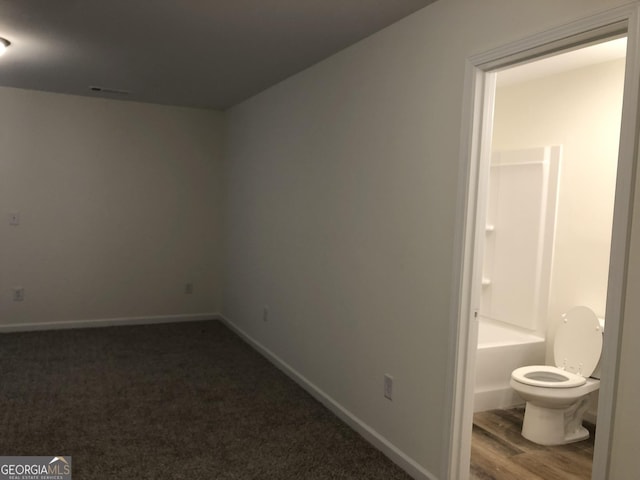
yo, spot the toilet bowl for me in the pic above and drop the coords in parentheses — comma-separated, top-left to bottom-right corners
(510, 306, 603, 445)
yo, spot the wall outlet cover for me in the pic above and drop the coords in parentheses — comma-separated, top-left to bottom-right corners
(13, 287, 25, 302)
(384, 374, 393, 400)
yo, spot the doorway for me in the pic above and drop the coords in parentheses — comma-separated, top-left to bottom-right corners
(470, 37, 626, 479)
(448, 7, 640, 480)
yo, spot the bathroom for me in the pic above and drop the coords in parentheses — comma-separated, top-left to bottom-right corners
(473, 37, 626, 438)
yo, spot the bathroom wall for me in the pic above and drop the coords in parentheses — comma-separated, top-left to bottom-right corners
(0, 86, 224, 328)
(492, 58, 625, 360)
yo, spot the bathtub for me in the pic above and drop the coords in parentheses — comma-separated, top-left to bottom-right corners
(474, 318, 545, 412)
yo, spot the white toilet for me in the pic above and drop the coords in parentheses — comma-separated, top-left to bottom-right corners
(510, 306, 604, 446)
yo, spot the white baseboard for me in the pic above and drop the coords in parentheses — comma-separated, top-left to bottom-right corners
(0, 312, 220, 333)
(584, 411, 598, 425)
(219, 314, 438, 480)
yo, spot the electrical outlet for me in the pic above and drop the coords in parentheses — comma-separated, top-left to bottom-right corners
(263, 305, 269, 322)
(13, 287, 24, 302)
(184, 283, 193, 294)
(8, 212, 19, 226)
(384, 374, 393, 400)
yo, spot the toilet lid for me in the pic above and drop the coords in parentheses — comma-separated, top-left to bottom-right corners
(554, 306, 603, 377)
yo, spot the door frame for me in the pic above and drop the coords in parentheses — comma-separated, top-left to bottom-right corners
(446, 4, 640, 479)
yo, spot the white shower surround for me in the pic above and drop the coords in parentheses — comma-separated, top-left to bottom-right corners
(474, 146, 560, 412)
(481, 146, 561, 335)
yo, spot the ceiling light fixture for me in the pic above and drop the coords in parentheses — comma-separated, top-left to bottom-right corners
(0, 38, 11, 56)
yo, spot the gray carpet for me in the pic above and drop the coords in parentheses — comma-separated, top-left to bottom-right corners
(0, 320, 412, 479)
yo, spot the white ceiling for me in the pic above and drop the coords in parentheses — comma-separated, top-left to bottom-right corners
(0, 1, 436, 110)
(497, 37, 628, 87)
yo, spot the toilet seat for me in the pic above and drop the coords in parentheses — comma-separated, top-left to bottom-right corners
(511, 306, 603, 389)
(512, 365, 586, 388)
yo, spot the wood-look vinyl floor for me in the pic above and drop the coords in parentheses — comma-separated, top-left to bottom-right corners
(470, 408, 594, 480)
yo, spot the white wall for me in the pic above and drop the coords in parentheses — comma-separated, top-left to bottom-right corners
(492, 59, 625, 361)
(0, 86, 223, 327)
(221, 1, 637, 478)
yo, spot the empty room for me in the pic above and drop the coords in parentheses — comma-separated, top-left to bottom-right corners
(0, 1, 639, 479)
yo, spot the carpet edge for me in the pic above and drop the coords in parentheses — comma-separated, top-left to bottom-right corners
(219, 314, 438, 480)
